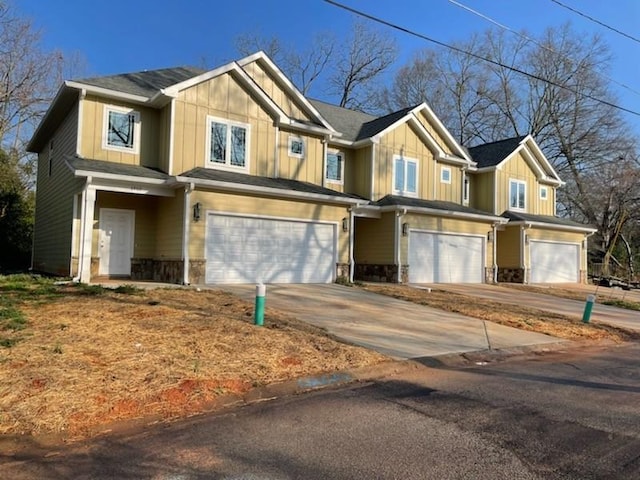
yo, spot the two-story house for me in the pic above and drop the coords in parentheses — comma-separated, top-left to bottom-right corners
(28, 51, 595, 285)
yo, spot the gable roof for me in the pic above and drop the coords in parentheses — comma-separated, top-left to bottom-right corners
(501, 211, 596, 232)
(467, 136, 527, 168)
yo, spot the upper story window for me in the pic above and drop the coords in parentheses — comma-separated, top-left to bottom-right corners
(440, 166, 451, 184)
(206, 116, 250, 171)
(540, 186, 548, 200)
(393, 154, 418, 197)
(463, 174, 470, 204)
(288, 135, 304, 158)
(509, 179, 526, 211)
(326, 151, 344, 184)
(104, 106, 140, 153)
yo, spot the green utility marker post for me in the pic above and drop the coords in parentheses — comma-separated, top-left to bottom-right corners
(255, 283, 266, 326)
(582, 294, 596, 323)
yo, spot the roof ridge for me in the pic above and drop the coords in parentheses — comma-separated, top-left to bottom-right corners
(468, 135, 527, 150)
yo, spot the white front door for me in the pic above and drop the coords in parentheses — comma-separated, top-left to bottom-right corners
(99, 208, 135, 276)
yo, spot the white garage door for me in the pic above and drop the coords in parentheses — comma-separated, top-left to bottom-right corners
(530, 241, 579, 283)
(408, 232, 484, 283)
(205, 214, 336, 284)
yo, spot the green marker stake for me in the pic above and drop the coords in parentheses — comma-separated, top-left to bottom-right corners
(582, 294, 595, 323)
(255, 283, 266, 326)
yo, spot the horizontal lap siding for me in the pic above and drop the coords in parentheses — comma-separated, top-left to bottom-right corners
(33, 103, 84, 275)
(189, 190, 349, 264)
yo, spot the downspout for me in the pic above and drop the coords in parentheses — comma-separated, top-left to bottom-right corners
(321, 135, 328, 188)
(274, 120, 280, 178)
(369, 141, 377, 200)
(348, 206, 357, 283)
(395, 208, 407, 283)
(520, 223, 532, 284)
(182, 183, 194, 285)
(492, 222, 499, 284)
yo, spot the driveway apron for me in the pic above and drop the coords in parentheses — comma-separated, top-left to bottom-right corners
(219, 284, 561, 359)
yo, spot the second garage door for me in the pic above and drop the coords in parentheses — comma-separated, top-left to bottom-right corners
(409, 232, 484, 283)
(205, 214, 336, 284)
(530, 241, 579, 283)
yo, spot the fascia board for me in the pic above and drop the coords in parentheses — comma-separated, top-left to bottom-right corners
(65, 81, 149, 104)
(507, 220, 597, 233)
(413, 103, 473, 162)
(378, 204, 507, 223)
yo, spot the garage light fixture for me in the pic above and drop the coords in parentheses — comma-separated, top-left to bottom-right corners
(342, 217, 349, 232)
(402, 222, 410, 236)
(193, 202, 201, 222)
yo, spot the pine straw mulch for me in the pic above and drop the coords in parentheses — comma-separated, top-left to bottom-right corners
(0, 281, 386, 438)
(363, 284, 640, 343)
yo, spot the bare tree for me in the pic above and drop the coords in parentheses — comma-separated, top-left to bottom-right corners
(329, 20, 397, 110)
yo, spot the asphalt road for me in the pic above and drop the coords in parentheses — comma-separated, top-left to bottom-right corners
(3, 343, 640, 479)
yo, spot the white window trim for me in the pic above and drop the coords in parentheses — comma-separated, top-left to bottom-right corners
(509, 178, 527, 211)
(440, 166, 451, 184)
(288, 135, 304, 159)
(462, 172, 470, 205)
(540, 185, 548, 200)
(325, 150, 344, 185)
(102, 105, 141, 154)
(205, 115, 251, 173)
(392, 154, 419, 197)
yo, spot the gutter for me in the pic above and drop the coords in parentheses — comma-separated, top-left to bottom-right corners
(506, 220, 597, 234)
(378, 205, 507, 224)
(182, 183, 194, 285)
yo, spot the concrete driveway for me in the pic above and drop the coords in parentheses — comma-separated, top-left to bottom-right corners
(220, 284, 561, 359)
(431, 284, 640, 332)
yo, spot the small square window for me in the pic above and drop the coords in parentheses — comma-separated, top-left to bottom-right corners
(540, 186, 548, 200)
(326, 152, 344, 183)
(288, 136, 304, 158)
(441, 166, 451, 184)
(103, 106, 140, 153)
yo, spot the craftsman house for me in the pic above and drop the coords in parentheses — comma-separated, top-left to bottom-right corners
(28, 51, 595, 285)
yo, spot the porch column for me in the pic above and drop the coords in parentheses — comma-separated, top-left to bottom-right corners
(79, 184, 96, 283)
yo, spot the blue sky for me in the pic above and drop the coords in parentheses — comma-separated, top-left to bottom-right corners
(17, 0, 640, 130)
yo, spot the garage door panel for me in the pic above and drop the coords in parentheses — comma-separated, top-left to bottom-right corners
(530, 241, 579, 283)
(409, 232, 484, 283)
(206, 214, 336, 284)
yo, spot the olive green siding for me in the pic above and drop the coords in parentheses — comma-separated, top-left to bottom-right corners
(497, 226, 522, 268)
(354, 213, 396, 264)
(189, 190, 350, 264)
(80, 95, 160, 169)
(343, 146, 371, 200)
(172, 73, 276, 177)
(469, 171, 495, 214)
(32, 103, 84, 276)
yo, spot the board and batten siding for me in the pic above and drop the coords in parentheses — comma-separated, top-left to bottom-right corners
(33, 103, 85, 275)
(496, 225, 521, 268)
(188, 190, 350, 264)
(172, 73, 276, 177)
(155, 194, 185, 259)
(241, 61, 313, 122)
(354, 213, 396, 265)
(416, 110, 454, 156)
(469, 171, 495, 214)
(401, 214, 494, 266)
(278, 130, 325, 186)
(79, 95, 160, 168)
(495, 151, 541, 215)
(343, 146, 371, 200)
(375, 122, 438, 201)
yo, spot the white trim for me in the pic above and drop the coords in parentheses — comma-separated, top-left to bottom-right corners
(380, 204, 507, 224)
(79, 184, 96, 283)
(392, 154, 419, 197)
(98, 208, 135, 276)
(92, 183, 175, 197)
(288, 134, 304, 159)
(102, 105, 141, 154)
(182, 184, 193, 285)
(76, 89, 86, 156)
(395, 209, 407, 283)
(325, 149, 344, 185)
(65, 80, 149, 104)
(274, 121, 280, 178)
(529, 239, 581, 283)
(493, 170, 498, 214)
(168, 98, 176, 175)
(505, 220, 597, 234)
(370, 142, 377, 200)
(509, 178, 527, 211)
(205, 115, 251, 173)
(70, 194, 79, 275)
(440, 166, 452, 184)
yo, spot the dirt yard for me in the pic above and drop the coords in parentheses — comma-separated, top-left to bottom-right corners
(363, 284, 640, 342)
(0, 276, 386, 439)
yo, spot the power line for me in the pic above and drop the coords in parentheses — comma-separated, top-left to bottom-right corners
(323, 0, 640, 117)
(448, 0, 640, 98)
(550, 0, 640, 45)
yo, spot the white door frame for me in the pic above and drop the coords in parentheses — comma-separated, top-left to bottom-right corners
(99, 208, 135, 276)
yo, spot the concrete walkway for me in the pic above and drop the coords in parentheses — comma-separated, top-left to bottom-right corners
(220, 284, 561, 360)
(430, 284, 640, 332)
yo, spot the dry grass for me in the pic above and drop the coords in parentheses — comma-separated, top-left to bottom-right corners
(363, 284, 640, 343)
(0, 277, 386, 438)
(502, 284, 640, 311)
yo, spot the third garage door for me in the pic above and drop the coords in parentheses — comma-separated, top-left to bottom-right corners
(206, 214, 336, 284)
(409, 232, 484, 283)
(530, 241, 579, 283)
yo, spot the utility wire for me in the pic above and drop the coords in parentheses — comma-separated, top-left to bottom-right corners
(448, 0, 640, 98)
(550, 0, 640, 45)
(323, 0, 640, 118)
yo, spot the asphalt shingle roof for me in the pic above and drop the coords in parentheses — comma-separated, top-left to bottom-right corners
(467, 136, 527, 168)
(76, 66, 206, 98)
(501, 211, 595, 229)
(66, 156, 170, 180)
(180, 167, 365, 200)
(374, 195, 497, 217)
